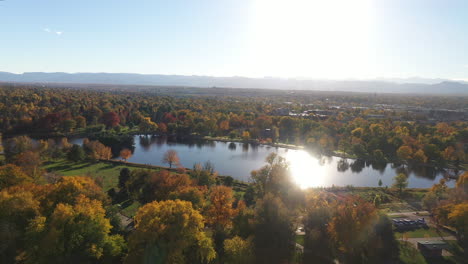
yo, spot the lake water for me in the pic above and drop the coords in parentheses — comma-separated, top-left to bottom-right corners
(70, 135, 458, 188)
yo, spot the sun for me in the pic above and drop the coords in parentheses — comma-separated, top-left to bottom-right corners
(286, 150, 326, 189)
(247, 0, 375, 79)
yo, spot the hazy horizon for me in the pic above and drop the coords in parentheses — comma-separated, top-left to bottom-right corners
(1, 0, 468, 81)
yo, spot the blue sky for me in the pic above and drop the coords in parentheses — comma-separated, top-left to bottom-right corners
(1, 0, 467, 80)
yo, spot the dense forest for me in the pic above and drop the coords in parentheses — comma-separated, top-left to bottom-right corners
(0, 83, 467, 263)
(0, 84, 466, 167)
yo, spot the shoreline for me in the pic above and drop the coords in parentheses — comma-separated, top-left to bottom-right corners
(4, 131, 465, 174)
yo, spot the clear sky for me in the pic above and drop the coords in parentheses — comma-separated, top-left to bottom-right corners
(1, 0, 467, 80)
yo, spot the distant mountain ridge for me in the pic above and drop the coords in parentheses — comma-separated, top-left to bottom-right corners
(1, 71, 467, 94)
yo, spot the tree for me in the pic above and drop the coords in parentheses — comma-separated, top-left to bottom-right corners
(120, 148, 132, 161)
(303, 191, 334, 263)
(25, 195, 125, 263)
(102, 112, 120, 128)
(378, 179, 383, 187)
(0, 164, 34, 189)
(328, 197, 378, 263)
(253, 193, 295, 264)
(162, 149, 180, 168)
(206, 186, 235, 228)
(168, 186, 206, 209)
(13, 151, 43, 180)
(126, 200, 215, 264)
(61, 119, 76, 132)
(4, 136, 34, 162)
(118, 168, 131, 190)
(224, 236, 253, 264)
(84, 140, 112, 160)
(45, 176, 108, 213)
(448, 202, 468, 250)
(242, 131, 250, 141)
(139, 117, 158, 134)
(413, 149, 428, 163)
(397, 145, 413, 162)
(392, 173, 408, 196)
(66, 144, 85, 162)
(139, 170, 192, 203)
(0, 189, 41, 262)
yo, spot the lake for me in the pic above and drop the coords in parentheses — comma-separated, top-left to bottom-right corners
(70, 135, 458, 188)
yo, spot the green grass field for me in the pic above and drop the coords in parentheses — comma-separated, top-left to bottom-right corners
(42, 159, 160, 192)
(395, 227, 450, 239)
(398, 241, 427, 264)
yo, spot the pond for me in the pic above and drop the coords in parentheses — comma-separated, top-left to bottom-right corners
(69, 135, 458, 188)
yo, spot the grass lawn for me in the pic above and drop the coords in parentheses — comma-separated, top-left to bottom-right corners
(395, 227, 450, 239)
(120, 200, 141, 218)
(295, 234, 305, 246)
(42, 159, 160, 192)
(398, 241, 427, 264)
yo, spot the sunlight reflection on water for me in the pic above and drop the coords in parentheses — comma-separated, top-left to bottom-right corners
(286, 150, 326, 189)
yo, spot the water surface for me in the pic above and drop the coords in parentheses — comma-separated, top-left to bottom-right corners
(77, 135, 458, 188)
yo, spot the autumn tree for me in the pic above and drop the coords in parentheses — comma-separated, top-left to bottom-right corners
(392, 173, 408, 196)
(4, 136, 34, 162)
(448, 202, 468, 251)
(162, 149, 180, 168)
(303, 191, 334, 263)
(223, 236, 254, 264)
(0, 164, 34, 189)
(126, 200, 216, 264)
(206, 186, 235, 228)
(84, 140, 112, 160)
(25, 195, 125, 263)
(102, 111, 120, 128)
(397, 145, 413, 162)
(120, 148, 132, 161)
(138, 170, 192, 203)
(139, 117, 158, 134)
(0, 189, 41, 262)
(45, 176, 108, 213)
(206, 186, 236, 259)
(13, 150, 43, 180)
(328, 197, 377, 263)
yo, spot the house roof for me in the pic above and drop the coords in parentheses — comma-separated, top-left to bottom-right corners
(417, 241, 449, 250)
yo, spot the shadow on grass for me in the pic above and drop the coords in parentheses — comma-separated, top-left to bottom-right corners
(97, 164, 116, 171)
(46, 164, 72, 171)
(120, 199, 134, 209)
(63, 163, 93, 171)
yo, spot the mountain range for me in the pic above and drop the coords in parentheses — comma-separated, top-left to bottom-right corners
(1, 71, 467, 94)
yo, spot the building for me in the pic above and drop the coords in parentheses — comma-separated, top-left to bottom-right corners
(417, 241, 449, 257)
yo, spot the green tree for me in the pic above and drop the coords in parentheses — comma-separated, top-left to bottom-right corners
(67, 144, 85, 162)
(253, 193, 295, 264)
(392, 173, 408, 196)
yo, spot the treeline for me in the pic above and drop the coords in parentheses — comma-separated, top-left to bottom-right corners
(0, 84, 466, 167)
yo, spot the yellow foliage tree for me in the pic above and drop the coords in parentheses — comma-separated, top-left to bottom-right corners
(126, 199, 215, 264)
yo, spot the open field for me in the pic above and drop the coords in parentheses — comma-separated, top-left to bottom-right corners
(42, 159, 161, 192)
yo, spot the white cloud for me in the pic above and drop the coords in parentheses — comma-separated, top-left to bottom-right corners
(42, 27, 63, 36)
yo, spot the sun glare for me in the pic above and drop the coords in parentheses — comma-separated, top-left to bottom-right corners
(286, 150, 326, 189)
(248, 0, 375, 79)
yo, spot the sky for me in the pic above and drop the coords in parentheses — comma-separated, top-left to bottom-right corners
(1, 0, 467, 80)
